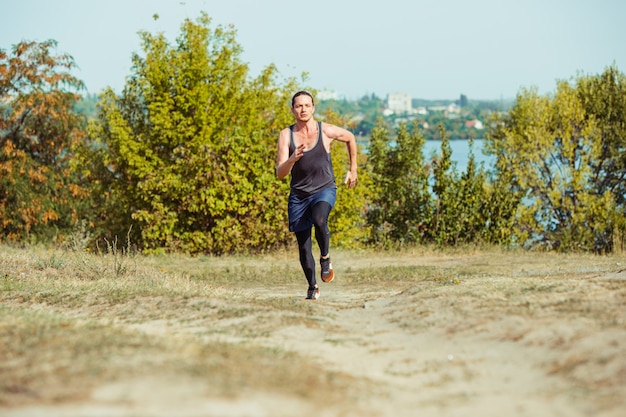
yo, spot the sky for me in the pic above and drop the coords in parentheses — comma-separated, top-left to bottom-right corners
(2, 0, 625, 100)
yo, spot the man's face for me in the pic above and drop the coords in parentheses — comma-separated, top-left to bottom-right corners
(291, 95, 314, 122)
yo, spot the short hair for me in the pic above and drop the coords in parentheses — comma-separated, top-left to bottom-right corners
(291, 90, 314, 107)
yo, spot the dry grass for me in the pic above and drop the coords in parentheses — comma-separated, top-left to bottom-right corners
(1, 244, 624, 416)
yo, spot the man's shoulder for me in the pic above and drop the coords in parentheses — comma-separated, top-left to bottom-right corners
(278, 125, 294, 144)
(321, 122, 340, 134)
(280, 124, 296, 133)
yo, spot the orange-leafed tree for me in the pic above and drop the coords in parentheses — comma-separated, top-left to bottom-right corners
(0, 40, 88, 243)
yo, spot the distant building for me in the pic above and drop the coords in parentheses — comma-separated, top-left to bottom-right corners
(387, 92, 412, 114)
(444, 103, 461, 118)
(465, 119, 484, 130)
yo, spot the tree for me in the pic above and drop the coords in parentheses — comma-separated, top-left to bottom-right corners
(486, 66, 626, 252)
(430, 124, 460, 245)
(0, 40, 87, 243)
(366, 118, 431, 245)
(389, 121, 432, 243)
(365, 117, 391, 244)
(85, 13, 299, 254)
(452, 139, 488, 244)
(576, 65, 626, 251)
(478, 156, 520, 246)
(425, 124, 512, 247)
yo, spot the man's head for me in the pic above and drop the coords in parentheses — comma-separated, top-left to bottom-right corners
(291, 90, 314, 108)
(291, 91, 315, 122)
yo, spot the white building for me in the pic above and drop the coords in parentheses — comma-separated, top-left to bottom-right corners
(465, 119, 484, 130)
(387, 92, 412, 114)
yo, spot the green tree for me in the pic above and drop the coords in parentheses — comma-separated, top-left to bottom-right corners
(430, 124, 460, 245)
(365, 117, 391, 244)
(0, 40, 87, 243)
(389, 122, 432, 243)
(366, 119, 431, 245)
(487, 67, 625, 252)
(85, 13, 299, 254)
(479, 159, 520, 246)
(576, 65, 626, 251)
(453, 139, 488, 244)
(428, 125, 503, 246)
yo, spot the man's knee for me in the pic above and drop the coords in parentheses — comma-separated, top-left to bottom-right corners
(312, 216, 327, 230)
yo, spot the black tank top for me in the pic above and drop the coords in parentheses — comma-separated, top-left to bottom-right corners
(289, 121, 336, 197)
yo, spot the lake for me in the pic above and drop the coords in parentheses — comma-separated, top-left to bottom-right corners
(422, 138, 494, 172)
(357, 138, 495, 173)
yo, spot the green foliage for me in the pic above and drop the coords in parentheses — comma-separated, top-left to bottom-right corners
(84, 13, 298, 254)
(0, 40, 88, 243)
(365, 119, 517, 248)
(478, 160, 520, 246)
(486, 65, 626, 253)
(421, 122, 520, 247)
(4, 26, 621, 256)
(430, 124, 458, 244)
(364, 118, 390, 243)
(389, 122, 432, 243)
(366, 119, 432, 245)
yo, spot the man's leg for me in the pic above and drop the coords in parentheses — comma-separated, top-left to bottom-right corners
(295, 228, 316, 289)
(312, 201, 334, 282)
(312, 201, 332, 257)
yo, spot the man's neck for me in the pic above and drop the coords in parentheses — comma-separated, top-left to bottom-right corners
(295, 118, 317, 131)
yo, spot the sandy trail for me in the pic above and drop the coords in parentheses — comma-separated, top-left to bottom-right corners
(3, 267, 625, 417)
(253, 288, 606, 417)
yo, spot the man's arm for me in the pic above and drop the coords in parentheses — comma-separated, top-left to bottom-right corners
(276, 128, 304, 180)
(323, 124, 358, 188)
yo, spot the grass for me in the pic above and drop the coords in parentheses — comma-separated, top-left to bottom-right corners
(0, 244, 357, 407)
(0, 243, 624, 413)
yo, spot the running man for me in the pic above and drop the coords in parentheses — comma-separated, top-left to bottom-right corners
(276, 91, 358, 300)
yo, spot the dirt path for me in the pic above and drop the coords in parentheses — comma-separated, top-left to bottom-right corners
(3, 267, 625, 417)
(250, 287, 618, 417)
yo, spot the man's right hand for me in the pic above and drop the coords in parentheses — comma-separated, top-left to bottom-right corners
(292, 144, 305, 161)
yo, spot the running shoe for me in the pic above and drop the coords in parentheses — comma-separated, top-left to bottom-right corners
(306, 286, 320, 300)
(320, 257, 335, 283)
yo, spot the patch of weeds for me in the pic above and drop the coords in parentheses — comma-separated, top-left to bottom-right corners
(433, 276, 461, 285)
(58, 227, 139, 281)
(105, 287, 133, 305)
(0, 273, 23, 292)
(84, 227, 138, 279)
(100, 234, 136, 277)
(62, 219, 92, 252)
(35, 251, 65, 270)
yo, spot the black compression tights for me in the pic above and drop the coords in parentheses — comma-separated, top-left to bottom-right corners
(295, 201, 332, 288)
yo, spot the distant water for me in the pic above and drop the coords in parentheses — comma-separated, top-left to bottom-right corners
(358, 138, 495, 172)
(422, 139, 494, 172)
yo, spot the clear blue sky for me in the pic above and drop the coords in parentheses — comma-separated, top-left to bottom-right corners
(2, 0, 624, 100)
